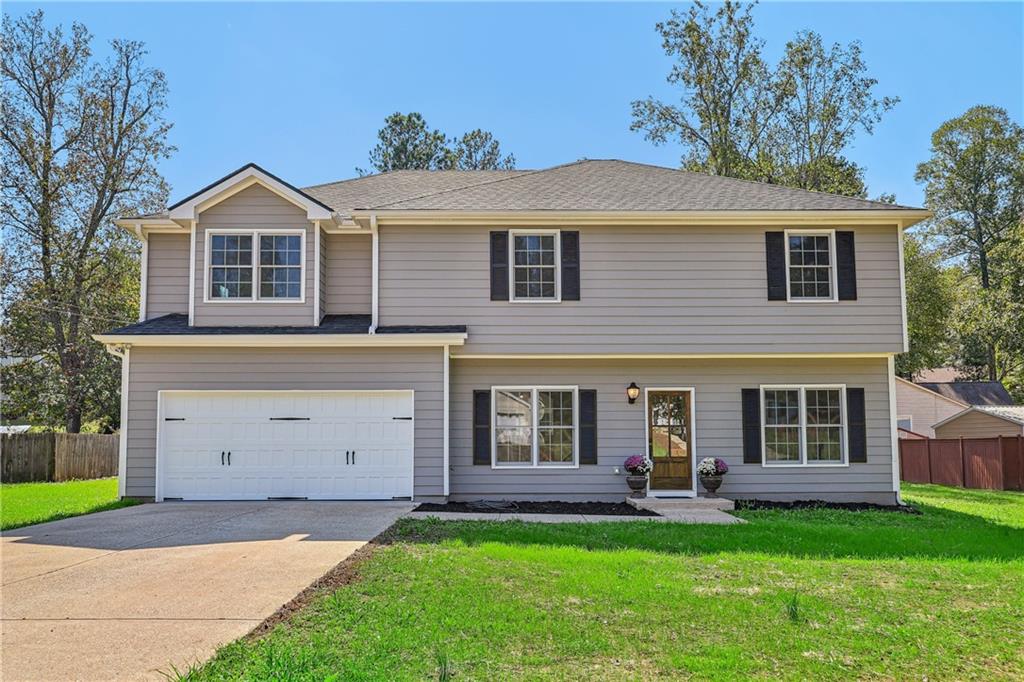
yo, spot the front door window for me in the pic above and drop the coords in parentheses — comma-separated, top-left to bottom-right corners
(648, 391, 693, 490)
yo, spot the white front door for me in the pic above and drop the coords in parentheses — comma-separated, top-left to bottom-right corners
(157, 391, 414, 501)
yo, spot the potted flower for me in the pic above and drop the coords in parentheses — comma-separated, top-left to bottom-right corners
(697, 457, 729, 497)
(623, 455, 653, 498)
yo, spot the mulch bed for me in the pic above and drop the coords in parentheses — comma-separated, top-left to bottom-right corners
(735, 499, 920, 514)
(413, 500, 659, 517)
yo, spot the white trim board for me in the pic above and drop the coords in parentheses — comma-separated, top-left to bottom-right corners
(92, 332, 467, 348)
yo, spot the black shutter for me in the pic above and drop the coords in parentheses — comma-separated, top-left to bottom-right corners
(561, 231, 581, 301)
(579, 389, 598, 464)
(765, 232, 787, 301)
(741, 388, 762, 464)
(847, 387, 867, 463)
(473, 390, 491, 465)
(490, 231, 509, 301)
(836, 231, 858, 300)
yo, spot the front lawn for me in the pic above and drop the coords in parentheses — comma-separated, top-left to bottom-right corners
(191, 483, 1024, 680)
(0, 477, 139, 531)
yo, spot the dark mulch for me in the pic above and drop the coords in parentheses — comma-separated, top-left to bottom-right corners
(413, 500, 659, 517)
(735, 499, 920, 514)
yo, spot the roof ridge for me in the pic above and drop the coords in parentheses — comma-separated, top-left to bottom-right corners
(364, 159, 591, 210)
(303, 168, 528, 192)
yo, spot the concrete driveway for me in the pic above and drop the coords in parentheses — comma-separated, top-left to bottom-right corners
(1, 501, 412, 681)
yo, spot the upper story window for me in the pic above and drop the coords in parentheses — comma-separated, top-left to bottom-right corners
(206, 230, 304, 302)
(511, 230, 560, 301)
(786, 230, 836, 302)
(493, 386, 577, 468)
(762, 385, 846, 466)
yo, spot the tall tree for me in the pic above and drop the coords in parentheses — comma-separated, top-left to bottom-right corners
(915, 105, 1024, 379)
(630, 2, 897, 198)
(896, 232, 957, 378)
(1, 11, 173, 431)
(361, 112, 516, 174)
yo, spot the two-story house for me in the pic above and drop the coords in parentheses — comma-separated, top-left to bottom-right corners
(95, 160, 930, 505)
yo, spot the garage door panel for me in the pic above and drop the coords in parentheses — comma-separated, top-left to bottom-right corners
(159, 391, 414, 501)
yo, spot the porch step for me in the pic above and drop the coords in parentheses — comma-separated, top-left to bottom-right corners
(626, 496, 735, 512)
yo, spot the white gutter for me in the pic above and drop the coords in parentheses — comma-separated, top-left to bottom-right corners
(92, 332, 467, 348)
(370, 213, 379, 333)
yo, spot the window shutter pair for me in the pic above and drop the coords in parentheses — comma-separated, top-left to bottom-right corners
(489, 231, 580, 301)
(473, 389, 597, 465)
(764, 231, 858, 301)
(740, 387, 867, 463)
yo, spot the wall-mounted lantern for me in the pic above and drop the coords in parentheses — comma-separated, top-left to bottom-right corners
(626, 382, 641, 404)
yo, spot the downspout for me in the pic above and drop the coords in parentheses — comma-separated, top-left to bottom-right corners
(370, 213, 379, 334)
(443, 344, 450, 497)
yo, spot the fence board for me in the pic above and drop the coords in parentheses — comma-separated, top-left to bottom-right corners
(2, 433, 119, 483)
(899, 435, 1023, 491)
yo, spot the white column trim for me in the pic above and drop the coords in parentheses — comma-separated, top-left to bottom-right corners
(137, 230, 149, 322)
(443, 344, 450, 497)
(370, 214, 379, 333)
(313, 220, 321, 326)
(897, 226, 909, 353)
(887, 354, 902, 504)
(116, 346, 130, 498)
(187, 220, 196, 326)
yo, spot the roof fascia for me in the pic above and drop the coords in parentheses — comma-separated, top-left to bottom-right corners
(931, 406, 1024, 429)
(895, 376, 969, 408)
(352, 209, 932, 228)
(168, 166, 334, 222)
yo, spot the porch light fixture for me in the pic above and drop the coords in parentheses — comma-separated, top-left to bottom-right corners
(626, 382, 641, 404)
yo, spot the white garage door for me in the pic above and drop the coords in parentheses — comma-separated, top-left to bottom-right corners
(157, 391, 414, 501)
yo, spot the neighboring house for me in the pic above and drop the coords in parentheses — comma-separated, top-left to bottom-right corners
(896, 376, 1017, 438)
(933, 406, 1024, 439)
(895, 378, 968, 438)
(95, 160, 932, 505)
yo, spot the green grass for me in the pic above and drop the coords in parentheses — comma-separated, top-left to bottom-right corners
(190, 483, 1024, 681)
(0, 477, 139, 530)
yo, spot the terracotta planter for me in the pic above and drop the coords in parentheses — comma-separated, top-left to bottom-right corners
(700, 474, 723, 496)
(626, 474, 648, 498)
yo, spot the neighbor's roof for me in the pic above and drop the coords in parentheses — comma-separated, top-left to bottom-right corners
(916, 381, 1015, 407)
(305, 160, 922, 214)
(978, 406, 1024, 425)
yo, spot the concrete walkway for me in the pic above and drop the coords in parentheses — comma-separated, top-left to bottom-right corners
(1, 501, 412, 681)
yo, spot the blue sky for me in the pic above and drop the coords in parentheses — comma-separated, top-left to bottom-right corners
(8, 2, 1022, 207)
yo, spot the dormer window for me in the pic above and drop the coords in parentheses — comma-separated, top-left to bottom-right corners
(205, 229, 305, 302)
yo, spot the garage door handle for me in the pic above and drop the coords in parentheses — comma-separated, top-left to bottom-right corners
(269, 417, 310, 421)
(392, 417, 412, 421)
(221, 451, 225, 466)
(227, 451, 231, 466)
(345, 451, 350, 465)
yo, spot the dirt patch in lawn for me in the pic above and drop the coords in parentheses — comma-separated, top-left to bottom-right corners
(735, 499, 920, 514)
(413, 500, 659, 516)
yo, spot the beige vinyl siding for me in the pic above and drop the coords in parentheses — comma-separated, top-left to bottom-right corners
(192, 184, 315, 326)
(894, 380, 965, 437)
(324, 233, 372, 315)
(145, 233, 190, 318)
(450, 356, 897, 504)
(934, 411, 1023, 439)
(123, 346, 444, 499)
(379, 224, 904, 355)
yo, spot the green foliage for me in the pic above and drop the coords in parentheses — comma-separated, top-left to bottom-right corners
(1, 10, 172, 431)
(0, 478, 139, 530)
(361, 112, 515, 174)
(631, 1, 897, 197)
(896, 232, 957, 377)
(191, 485, 1023, 680)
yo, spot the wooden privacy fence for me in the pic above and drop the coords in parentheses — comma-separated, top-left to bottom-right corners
(1, 433, 119, 483)
(899, 435, 1023, 491)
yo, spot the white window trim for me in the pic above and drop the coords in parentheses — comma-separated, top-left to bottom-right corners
(491, 385, 579, 469)
(897, 415, 913, 430)
(508, 229, 561, 303)
(784, 228, 838, 303)
(202, 227, 307, 304)
(760, 384, 849, 468)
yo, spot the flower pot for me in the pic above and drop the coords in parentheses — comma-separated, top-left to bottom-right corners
(699, 474, 723, 496)
(626, 475, 648, 498)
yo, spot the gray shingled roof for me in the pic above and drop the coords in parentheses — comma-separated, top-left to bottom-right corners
(978, 405, 1024, 425)
(916, 381, 1015, 406)
(103, 314, 466, 336)
(129, 159, 923, 221)
(307, 160, 921, 213)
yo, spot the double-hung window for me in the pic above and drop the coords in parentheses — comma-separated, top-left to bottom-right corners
(510, 230, 559, 301)
(207, 230, 304, 301)
(493, 387, 577, 467)
(785, 230, 836, 301)
(762, 385, 846, 466)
